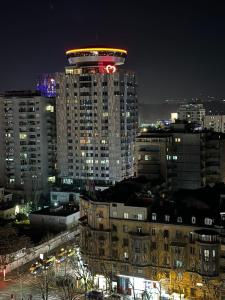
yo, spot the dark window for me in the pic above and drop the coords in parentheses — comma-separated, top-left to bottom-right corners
(151, 242, 157, 250)
(123, 239, 129, 247)
(164, 244, 169, 251)
(99, 248, 105, 256)
(112, 225, 117, 232)
(164, 230, 169, 238)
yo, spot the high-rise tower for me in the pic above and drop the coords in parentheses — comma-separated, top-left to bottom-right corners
(56, 47, 138, 187)
(0, 91, 56, 195)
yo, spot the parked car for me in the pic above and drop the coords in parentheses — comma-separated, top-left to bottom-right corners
(86, 291, 104, 300)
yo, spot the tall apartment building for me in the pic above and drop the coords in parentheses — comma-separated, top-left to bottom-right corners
(79, 182, 225, 299)
(0, 91, 56, 195)
(204, 115, 225, 133)
(178, 103, 205, 125)
(56, 47, 138, 187)
(136, 124, 225, 190)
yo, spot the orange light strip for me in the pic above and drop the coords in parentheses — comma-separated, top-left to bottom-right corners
(66, 47, 127, 55)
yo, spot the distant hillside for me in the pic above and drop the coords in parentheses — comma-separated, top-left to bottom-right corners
(139, 100, 225, 124)
(139, 103, 178, 123)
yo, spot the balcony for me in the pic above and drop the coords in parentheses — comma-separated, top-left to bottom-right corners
(193, 229, 219, 244)
(129, 231, 150, 238)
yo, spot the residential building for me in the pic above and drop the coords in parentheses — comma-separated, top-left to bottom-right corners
(50, 190, 79, 206)
(136, 124, 225, 190)
(0, 91, 56, 195)
(204, 115, 225, 133)
(55, 47, 138, 188)
(79, 181, 225, 299)
(178, 103, 205, 125)
(0, 187, 19, 220)
(29, 203, 79, 232)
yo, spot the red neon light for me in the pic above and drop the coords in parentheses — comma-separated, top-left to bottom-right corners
(105, 65, 116, 74)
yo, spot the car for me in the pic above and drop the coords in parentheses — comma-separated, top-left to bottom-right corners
(43, 256, 55, 268)
(67, 249, 75, 257)
(43, 260, 54, 269)
(31, 265, 43, 275)
(86, 291, 104, 300)
(56, 248, 68, 263)
(29, 261, 42, 273)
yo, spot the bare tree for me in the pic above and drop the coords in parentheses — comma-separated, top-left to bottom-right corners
(0, 225, 30, 270)
(55, 274, 83, 300)
(68, 251, 95, 299)
(30, 269, 55, 300)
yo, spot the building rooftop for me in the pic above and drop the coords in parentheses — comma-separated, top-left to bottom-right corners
(2, 90, 41, 98)
(83, 178, 225, 228)
(31, 204, 79, 217)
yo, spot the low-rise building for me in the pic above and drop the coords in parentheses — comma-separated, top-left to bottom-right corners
(79, 180, 225, 299)
(29, 204, 79, 232)
(50, 190, 79, 206)
(136, 125, 225, 190)
(0, 187, 20, 220)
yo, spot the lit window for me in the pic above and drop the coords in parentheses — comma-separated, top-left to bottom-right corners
(48, 176, 56, 183)
(81, 152, 85, 157)
(204, 218, 212, 225)
(204, 249, 210, 262)
(176, 260, 183, 268)
(124, 213, 129, 219)
(101, 140, 106, 144)
(192, 216, 196, 224)
(9, 178, 15, 183)
(138, 213, 143, 220)
(113, 211, 117, 217)
(19, 133, 27, 140)
(102, 112, 108, 117)
(63, 178, 73, 184)
(152, 213, 157, 221)
(46, 105, 54, 112)
(124, 252, 129, 259)
(86, 159, 93, 164)
(166, 155, 171, 160)
(177, 217, 182, 223)
(173, 155, 178, 160)
(144, 155, 151, 161)
(165, 215, 170, 222)
(175, 138, 181, 143)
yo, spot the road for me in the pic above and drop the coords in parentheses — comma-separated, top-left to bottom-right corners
(0, 244, 79, 300)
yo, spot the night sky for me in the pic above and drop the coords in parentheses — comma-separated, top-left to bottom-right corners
(1, 0, 225, 103)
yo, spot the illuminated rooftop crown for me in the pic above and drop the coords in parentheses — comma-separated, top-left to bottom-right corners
(66, 47, 127, 68)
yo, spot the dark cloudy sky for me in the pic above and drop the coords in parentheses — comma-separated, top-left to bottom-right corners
(0, 0, 225, 103)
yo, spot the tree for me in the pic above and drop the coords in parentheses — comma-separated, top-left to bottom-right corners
(68, 250, 95, 299)
(55, 274, 83, 300)
(15, 212, 28, 223)
(30, 269, 55, 300)
(0, 225, 30, 270)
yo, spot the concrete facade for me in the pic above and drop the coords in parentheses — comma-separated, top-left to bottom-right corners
(55, 48, 138, 187)
(0, 91, 56, 194)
